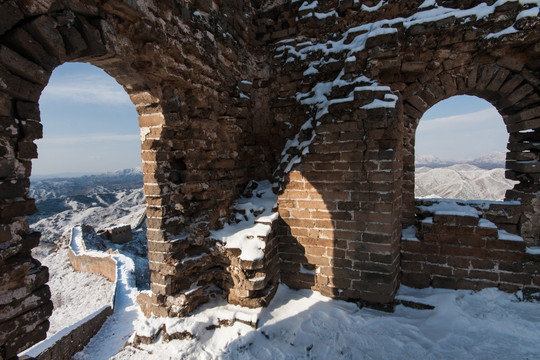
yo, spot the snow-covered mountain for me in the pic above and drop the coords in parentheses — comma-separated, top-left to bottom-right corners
(29, 168, 148, 337)
(415, 164, 516, 201)
(30, 167, 142, 200)
(29, 168, 145, 248)
(416, 151, 507, 170)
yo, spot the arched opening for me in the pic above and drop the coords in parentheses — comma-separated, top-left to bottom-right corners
(414, 95, 517, 201)
(29, 62, 147, 337)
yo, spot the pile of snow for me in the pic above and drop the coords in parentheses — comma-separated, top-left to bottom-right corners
(415, 164, 517, 201)
(417, 199, 481, 217)
(109, 284, 540, 360)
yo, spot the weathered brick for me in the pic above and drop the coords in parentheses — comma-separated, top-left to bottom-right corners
(0, 66, 42, 101)
(0, 45, 48, 84)
(499, 272, 531, 284)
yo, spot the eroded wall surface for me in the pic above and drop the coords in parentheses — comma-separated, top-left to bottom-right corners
(0, 0, 539, 357)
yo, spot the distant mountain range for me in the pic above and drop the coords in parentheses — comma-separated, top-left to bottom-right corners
(30, 167, 143, 200)
(28, 158, 515, 246)
(415, 151, 506, 170)
(29, 168, 145, 246)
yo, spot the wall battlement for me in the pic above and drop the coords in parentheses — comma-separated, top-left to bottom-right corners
(1, 0, 539, 357)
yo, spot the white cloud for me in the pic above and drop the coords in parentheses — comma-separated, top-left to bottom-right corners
(37, 134, 140, 145)
(416, 107, 508, 159)
(418, 108, 503, 132)
(40, 75, 132, 106)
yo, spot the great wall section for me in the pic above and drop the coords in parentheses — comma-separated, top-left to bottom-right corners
(1, 0, 539, 358)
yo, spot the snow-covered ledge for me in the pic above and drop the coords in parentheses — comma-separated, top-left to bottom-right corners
(68, 225, 118, 283)
(210, 180, 281, 308)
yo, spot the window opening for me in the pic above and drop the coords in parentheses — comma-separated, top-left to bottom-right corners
(415, 95, 516, 201)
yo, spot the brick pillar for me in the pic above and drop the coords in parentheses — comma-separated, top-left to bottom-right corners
(505, 124, 540, 246)
(0, 96, 52, 357)
(278, 90, 403, 304)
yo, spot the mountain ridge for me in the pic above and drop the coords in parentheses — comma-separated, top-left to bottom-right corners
(416, 151, 506, 170)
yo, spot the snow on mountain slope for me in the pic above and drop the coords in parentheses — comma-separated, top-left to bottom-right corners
(29, 169, 147, 339)
(30, 168, 145, 247)
(415, 164, 516, 201)
(29, 167, 143, 200)
(416, 151, 507, 170)
(31, 188, 146, 249)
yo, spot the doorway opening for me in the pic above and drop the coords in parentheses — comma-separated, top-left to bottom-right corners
(29, 62, 147, 337)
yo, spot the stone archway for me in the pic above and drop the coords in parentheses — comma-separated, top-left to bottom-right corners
(400, 62, 540, 244)
(1, 1, 280, 356)
(2, 0, 540, 357)
(270, 0, 540, 307)
(0, 6, 162, 357)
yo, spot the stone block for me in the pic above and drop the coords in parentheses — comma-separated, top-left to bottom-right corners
(3, 319, 48, 359)
(433, 214, 479, 226)
(486, 67, 510, 92)
(0, 299, 52, 340)
(101, 0, 145, 22)
(431, 276, 457, 289)
(499, 272, 531, 285)
(0, 45, 48, 85)
(77, 16, 107, 56)
(400, 272, 431, 288)
(0, 66, 42, 101)
(401, 61, 426, 73)
(0, 94, 12, 117)
(0, 3, 24, 36)
(507, 84, 534, 105)
(0, 285, 50, 323)
(0, 178, 29, 199)
(4, 28, 59, 70)
(499, 74, 524, 95)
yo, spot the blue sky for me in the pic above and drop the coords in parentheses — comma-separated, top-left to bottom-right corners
(35, 63, 140, 176)
(416, 95, 508, 159)
(33, 63, 509, 176)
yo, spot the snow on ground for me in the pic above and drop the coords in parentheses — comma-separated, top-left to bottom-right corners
(72, 252, 140, 360)
(29, 176, 147, 340)
(33, 246, 115, 337)
(108, 284, 540, 360)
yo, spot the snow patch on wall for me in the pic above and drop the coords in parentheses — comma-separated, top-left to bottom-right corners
(361, 0, 387, 12)
(402, 225, 420, 242)
(210, 181, 278, 261)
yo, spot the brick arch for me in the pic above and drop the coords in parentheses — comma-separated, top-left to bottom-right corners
(400, 63, 540, 242)
(0, 8, 163, 357)
(1, 1, 283, 355)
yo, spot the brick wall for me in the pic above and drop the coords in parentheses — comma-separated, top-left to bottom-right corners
(1, 0, 540, 356)
(402, 200, 540, 297)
